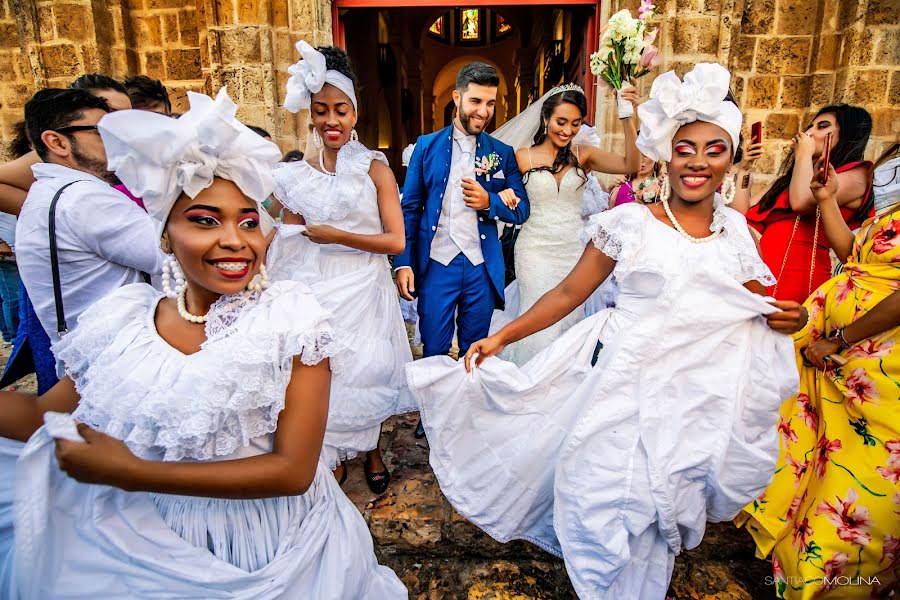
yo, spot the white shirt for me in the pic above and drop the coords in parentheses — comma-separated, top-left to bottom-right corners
(0, 213, 16, 248)
(429, 126, 485, 266)
(16, 163, 163, 342)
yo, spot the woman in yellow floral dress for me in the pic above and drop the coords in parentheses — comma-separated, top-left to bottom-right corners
(739, 161, 900, 599)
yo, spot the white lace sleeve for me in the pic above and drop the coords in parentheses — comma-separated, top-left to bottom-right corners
(581, 173, 611, 220)
(580, 203, 644, 262)
(721, 208, 777, 286)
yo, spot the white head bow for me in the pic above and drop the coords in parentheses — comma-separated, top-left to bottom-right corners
(98, 87, 282, 236)
(636, 63, 743, 162)
(284, 41, 358, 113)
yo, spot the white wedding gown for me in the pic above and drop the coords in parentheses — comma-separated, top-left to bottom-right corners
(408, 201, 799, 599)
(1, 282, 406, 599)
(491, 167, 614, 365)
(267, 141, 416, 469)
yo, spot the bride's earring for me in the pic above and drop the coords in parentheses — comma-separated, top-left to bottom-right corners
(659, 176, 671, 203)
(247, 263, 269, 293)
(161, 254, 186, 299)
(721, 174, 736, 205)
(350, 128, 359, 142)
(312, 128, 322, 148)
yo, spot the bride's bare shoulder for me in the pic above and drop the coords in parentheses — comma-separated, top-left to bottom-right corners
(514, 147, 532, 173)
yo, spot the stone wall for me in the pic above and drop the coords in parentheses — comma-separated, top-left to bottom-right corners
(595, 0, 899, 193)
(0, 0, 333, 160)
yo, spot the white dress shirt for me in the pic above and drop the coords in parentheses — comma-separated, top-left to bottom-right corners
(16, 163, 163, 343)
(429, 127, 485, 267)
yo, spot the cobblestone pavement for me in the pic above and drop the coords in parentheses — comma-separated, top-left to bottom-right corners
(0, 337, 777, 599)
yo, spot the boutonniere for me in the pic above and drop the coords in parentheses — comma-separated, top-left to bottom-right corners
(475, 152, 501, 181)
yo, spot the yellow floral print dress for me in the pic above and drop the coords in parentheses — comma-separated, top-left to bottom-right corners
(738, 206, 900, 599)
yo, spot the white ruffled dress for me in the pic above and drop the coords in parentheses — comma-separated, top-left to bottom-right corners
(267, 141, 415, 468)
(407, 201, 799, 599)
(2, 282, 407, 599)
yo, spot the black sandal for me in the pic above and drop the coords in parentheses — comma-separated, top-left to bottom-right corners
(364, 464, 391, 494)
(334, 464, 348, 486)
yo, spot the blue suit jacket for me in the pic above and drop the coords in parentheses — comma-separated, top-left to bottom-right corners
(395, 125, 529, 307)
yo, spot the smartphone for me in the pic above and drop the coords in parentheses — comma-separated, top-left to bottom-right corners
(820, 132, 833, 184)
(751, 121, 762, 144)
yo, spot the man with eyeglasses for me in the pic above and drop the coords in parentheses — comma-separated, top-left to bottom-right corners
(13, 88, 161, 359)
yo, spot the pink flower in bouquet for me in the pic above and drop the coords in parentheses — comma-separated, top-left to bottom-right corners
(644, 27, 658, 46)
(638, 0, 655, 20)
(640, 45, 661, 69)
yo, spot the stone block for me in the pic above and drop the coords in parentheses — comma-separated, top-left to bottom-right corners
(124, 0, 145, 9)
(0, 51, 15, 80)
(740, 0, 776, 35)
(865, 0, 898, 26)
(871, 108, 900, 138)
(875, 29, 899, 65)
(833, 69, 848, 103)
(217, 26, 261, 63)
(179, 9, 199, 47)
(112, 48, 129, 77)
(54, 3, 91, 42)
(746, 76, 779, 109)
(730, 35, 756, 72)
(215, 0, 234, 26)
(851, 68, 889, 105)
(765, 111, 800, 138)
(890, 70, 900, 106)
(3, 83, 32, 110)
(40, 43, 81, 79)
(810, 72, 835, 105)
(143, 49, 166, 79)
(134, 14, 162, 47)
(732, 75, 746, 107)
(815, 34, 840, 71)
(240, 66, 266, 103)
(841, 28, 875, 67)
(147, 0, 185, 9)
(80, 43, 99, 72)
(704, 0, 724, 14)
(775, 0, 816, 35)
(0, 22, 17, 49)
(165, 47, 202, 80)
(162, 13, 178, 44)
(672, 16, 720, 56)
(237, 0, 259, 24)
(836, 1, 859, 31)
(272, 0, 288, 28)
(37, 4, 54, 43)
(756, 37, 810, 75)
(366, 471, 445, 551)
(780, 75, 811, 109)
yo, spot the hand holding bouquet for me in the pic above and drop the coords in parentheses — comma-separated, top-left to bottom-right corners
(590, 1, 660, 118)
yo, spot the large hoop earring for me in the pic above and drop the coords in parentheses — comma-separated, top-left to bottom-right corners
(161, 254, 186, 299)
(659, 176, 671, 203)
(312, 128, 322, 148)
(350, 129, 359, 143)
(721, 174, 736, 205)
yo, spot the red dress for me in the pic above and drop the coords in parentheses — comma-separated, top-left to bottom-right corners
(746, 161, 873, 304)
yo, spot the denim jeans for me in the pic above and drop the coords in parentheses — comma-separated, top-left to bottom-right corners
(0, 261, 20, 343)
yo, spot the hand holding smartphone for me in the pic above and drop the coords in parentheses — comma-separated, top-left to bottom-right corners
(820, 132, 833, 184)
(751, 121, 762, 144)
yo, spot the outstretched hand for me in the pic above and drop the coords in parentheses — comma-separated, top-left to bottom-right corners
(55, 423, 140, 489)
(464, 335, 507, 372)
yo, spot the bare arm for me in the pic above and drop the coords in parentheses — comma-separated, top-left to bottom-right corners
(844, 290, 900, 344)
(56, 356, 332, 498)
(465, 244, 615, 370)
(303, 161, 406, 255)
(578, 117, 640, 175)
(0, 152, 40, 215)
(0, 377, 81, 442)
(811, 160, 855, 262)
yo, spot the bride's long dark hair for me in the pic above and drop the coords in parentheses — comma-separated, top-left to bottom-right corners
(526, 89, 587, 185)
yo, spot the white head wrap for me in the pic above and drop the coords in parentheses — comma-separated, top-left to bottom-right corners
(636, 63, 743, 162)
(98, 87, 282, 237)
(284, 41, 358, 113)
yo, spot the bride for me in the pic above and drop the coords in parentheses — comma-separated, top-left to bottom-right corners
(490, 83, 640, 365)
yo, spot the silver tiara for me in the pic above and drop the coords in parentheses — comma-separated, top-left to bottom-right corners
(549, 83, 585, 97)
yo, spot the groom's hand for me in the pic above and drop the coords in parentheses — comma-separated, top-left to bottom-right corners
(396, 268, 415, 301)
(462, 177, 490, 210)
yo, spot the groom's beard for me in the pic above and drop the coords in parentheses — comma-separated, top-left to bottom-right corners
(458, 106, 493, 136)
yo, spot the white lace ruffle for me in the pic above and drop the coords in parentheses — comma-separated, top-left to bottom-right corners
(717, 205, 777, 286)
(55, 281, 346, 462)
(580, 173, 610, 220)
(271, 141, 388, 223)
(581, 203, 645, 263)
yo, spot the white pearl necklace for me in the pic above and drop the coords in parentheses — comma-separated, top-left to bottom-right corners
(661, 197, 721, 244)
(319, 151, 336, 176)
(176, 288, 208, 323)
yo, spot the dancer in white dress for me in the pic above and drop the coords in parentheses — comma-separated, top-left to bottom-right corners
(266, 42, 414, 492)
(0, 89, 406, 599)
(407, 64, 807, 599)
(489, 84, 640, 365)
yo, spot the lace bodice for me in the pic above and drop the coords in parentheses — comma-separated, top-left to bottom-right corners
(53, 281, 345, 462)
(583, 200, 775, 301)
(523, 168, 587, 232)
(271, 141, 388, 239)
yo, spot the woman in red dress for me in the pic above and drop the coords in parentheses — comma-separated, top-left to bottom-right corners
(743, 105, 874, 304)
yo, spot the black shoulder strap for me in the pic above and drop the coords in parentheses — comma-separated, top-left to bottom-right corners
(49, 181, 83, 336)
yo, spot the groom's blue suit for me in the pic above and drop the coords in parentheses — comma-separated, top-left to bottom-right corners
(396, 125, 529, 357)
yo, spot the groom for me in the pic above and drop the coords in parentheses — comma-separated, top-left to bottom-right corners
(395, 62, 529, 435)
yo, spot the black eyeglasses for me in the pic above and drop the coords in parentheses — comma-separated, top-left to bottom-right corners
(53, 125, 99, 134)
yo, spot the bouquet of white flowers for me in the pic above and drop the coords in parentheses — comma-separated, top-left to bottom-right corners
(590, 2, 660, 116)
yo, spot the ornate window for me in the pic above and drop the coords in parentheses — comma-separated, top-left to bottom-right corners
(456, 8, 484, 45)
